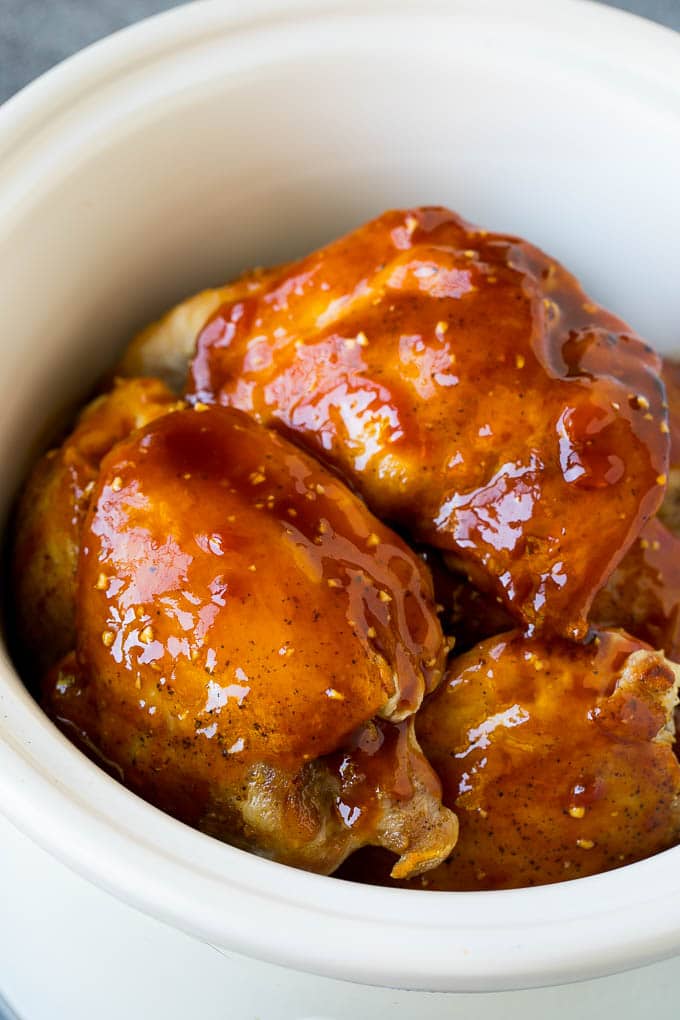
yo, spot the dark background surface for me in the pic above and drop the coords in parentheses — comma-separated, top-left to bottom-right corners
(0, 0, 678, 1018)
(0, 0, 679, 104)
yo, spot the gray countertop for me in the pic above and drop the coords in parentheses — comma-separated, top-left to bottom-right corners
(0, 0, 679, 105)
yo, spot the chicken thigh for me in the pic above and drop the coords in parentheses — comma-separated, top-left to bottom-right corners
(342, 629, 680, 890)
(413, 629, 680, 889)
(185, 208, 668, 640)
(43, 405, 456, 877)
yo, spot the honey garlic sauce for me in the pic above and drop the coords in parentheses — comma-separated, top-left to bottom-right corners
(410, 629, 680, 890)
(76, 405, 445, 781)
(188, 207, 669, 641)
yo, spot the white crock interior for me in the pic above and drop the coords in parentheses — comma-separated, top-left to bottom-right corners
(0, 0, 679, 993)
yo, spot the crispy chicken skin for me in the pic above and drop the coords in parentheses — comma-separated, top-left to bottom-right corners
(43, 405, 457, 877)
(341, 630, 680, 890)
(12, 377, 181, 674)
(185, 208, 668, 640)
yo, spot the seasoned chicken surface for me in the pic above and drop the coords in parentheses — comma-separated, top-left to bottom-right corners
(43, 405, 456, 877)
(183, 208, 669, 640)
(341, 630, 680, 890)
(12, 377, 181, 674)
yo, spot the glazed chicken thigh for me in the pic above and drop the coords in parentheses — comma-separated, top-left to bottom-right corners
(185, 208, 669, 640)
(338, 630, 680, 890)
(43, 405, 457, 876)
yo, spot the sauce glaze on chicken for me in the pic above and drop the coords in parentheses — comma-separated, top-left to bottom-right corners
(12, 207, 680, 890)
(42, 405, 457, 876)
(188, 208, 669, 641)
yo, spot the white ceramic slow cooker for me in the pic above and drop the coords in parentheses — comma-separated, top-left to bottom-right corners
(1, 0, 679, 1010)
